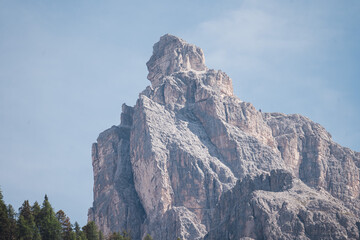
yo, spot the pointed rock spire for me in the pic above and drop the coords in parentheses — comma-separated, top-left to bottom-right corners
(146, 34, 207, 86)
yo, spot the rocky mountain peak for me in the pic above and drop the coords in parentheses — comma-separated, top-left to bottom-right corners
(146, 34, 207, 87)
(89, 35, 360, 240)
(144, 34, 234, 107)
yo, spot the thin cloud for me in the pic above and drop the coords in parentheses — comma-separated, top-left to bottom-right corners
(186, 0, 359, 151)
(196, 0, 335, 69)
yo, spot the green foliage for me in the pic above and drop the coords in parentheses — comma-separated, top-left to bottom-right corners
(39, 195, 62, 240)
(31, 201, 42, 240)
(70, 231, 77, 240)
(56, 209, 74, 240)
(17, 215, 33, 240)
(0, 190, 98, 240)
(143, 234, 153, 240)
(77, 231, 87, 240)
(108, 230, 131, 240)
(17, 200, 40, 240)
(74, 221, 87, 240)
(31, 201, 41, 226)
(0, 188, 11, 240)
(83, 221, 99, 240)
(108, 232, 122, 240)
(120, 230, 131, 240)
(99, 230, 104, 240)
(74, 221, 81, 234)
(7, 204, 17, 240)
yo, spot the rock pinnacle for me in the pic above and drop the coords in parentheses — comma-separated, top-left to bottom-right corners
(146, 34, 207, 87)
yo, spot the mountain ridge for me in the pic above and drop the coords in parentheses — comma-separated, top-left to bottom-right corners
(88, 34, 360, 240)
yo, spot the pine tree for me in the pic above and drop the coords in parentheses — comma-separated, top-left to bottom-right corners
(56, 209, 74, 240)
(108, 232, 122, 240)
(7, 204, 17, 240)
(99, 230, 104, 240)
(74, 222, 87, 240)
(82, 221, 99, 240)
(74, 221, 81, 235)
(108, 231, 131, 240)
(32, 201, 41, 226)
(39, 195, 62, 240)
(0, 188, 10, 240)
(31, 201, 42, 239)
(17, 200, 40, 240)
(69, 231, 77, 240)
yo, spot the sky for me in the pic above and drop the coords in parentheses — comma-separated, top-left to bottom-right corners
(0, 0, 359, 226)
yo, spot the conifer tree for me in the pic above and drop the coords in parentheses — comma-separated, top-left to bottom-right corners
(31, 201, 41, 226)
(74, 221, 81, 235)
(108, 231, 131, 240)
(82, 221, 99, 240)
(39, 194, 62, 240)
(56, 209, 74, 240)
(0, 188, 10, 240)
(74, 221, 87, 240)
(108, 232, 122, 240)
(99, 230, 104, 240)
(7, 204, 17, 240)
(31, 201, 42, 238)
(17, 200, 40, 240)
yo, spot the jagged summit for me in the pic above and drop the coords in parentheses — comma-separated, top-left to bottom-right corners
(144, 34, 233, 106)
(146, 34, 207, 86)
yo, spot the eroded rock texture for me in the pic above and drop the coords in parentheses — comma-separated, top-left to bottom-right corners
(89, 34, 360, 239)
(205, 171, 360, 240)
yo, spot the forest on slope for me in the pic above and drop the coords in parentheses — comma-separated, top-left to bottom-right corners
(0, 188, 149, 240)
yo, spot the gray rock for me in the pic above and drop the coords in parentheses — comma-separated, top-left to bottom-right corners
(205, 171, 360, 240)
(89, 35, 360, 239)
(146, 34, 207, 88)
(264, 113, 360, 213)
(88, 104, 145, 239)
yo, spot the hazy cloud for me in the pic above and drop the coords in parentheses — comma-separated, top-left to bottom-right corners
(197, 0, 336, 69)
(187, 0, 360, 151)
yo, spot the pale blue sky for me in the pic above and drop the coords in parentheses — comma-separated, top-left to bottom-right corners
(0, 0, 359, 226)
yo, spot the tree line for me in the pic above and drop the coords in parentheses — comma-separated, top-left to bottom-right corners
(0, 188, 151, 240)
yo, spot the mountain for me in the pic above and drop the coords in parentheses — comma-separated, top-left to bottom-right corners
(88, 34, 360, 240)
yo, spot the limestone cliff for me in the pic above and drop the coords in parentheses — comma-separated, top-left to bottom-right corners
(89, 34, 360, 240)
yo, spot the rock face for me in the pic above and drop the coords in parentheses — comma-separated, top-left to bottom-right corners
(88, 34, 360, 239)
(88, 105, 145, 239)
(206, 170, 360, 240)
